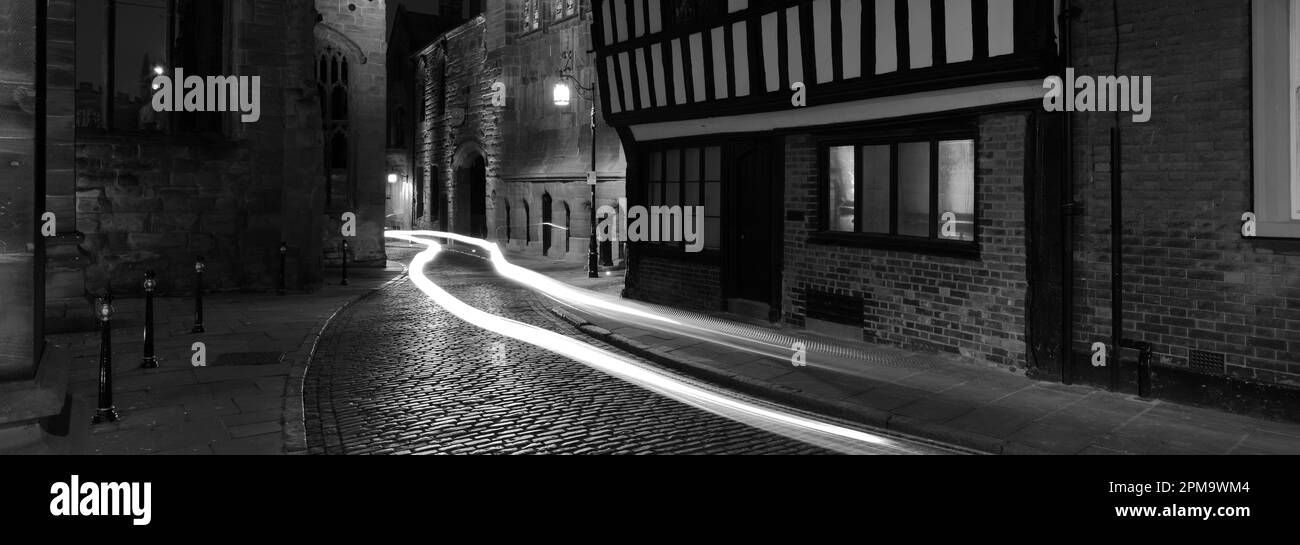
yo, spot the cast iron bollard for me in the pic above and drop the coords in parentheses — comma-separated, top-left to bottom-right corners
(278, 242, 288, 295)
(92, 294, 120, 424)
(340, 240, 350, 286)
(192, 256, 206, 333)
(141, 271, 158, 369)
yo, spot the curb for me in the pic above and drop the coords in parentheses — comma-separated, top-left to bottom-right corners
(550, 306, 1048, 455)
(281, 265, 411, 454)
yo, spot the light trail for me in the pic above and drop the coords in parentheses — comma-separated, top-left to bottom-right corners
(396, 230, 931, 378)
(386, 230, 960, 455)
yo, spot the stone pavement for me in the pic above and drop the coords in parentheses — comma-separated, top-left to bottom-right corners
(304, 251, 841, 455)
(500, 253, 1300, 455)
(2, 243, 419, 455)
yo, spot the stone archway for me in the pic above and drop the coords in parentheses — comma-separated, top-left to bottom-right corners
(451, 142, 487, 238)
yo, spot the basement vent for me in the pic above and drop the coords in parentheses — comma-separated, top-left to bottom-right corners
(1187, 350, 1226, 375)
(804, 288, 864, 327)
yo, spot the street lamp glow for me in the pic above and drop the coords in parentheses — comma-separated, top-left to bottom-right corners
(387, 173, 399, 184)
(552, 82, 571, 107)
(154, 66, 164, 75)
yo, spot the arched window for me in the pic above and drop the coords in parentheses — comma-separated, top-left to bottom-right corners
(523, 200, 532, 244)
(504, 200, 512, 242)
(392, 106, 406, 148)
(318, 45, 351, 206)
(522, 0, 542, 32)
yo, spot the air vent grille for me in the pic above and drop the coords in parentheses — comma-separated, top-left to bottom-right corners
(1188, 350, 1226, 375)
(804, 288, 864, 327)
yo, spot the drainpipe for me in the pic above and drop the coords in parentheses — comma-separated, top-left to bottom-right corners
(1060, 0, 1079, 385)
(1110, 126, 1122, 392)
(1108, 0, 1123, 393)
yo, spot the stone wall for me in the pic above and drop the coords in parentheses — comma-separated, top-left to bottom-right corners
(0, 0, 43, 380)
(70, 0, 331, 297)
(415, 1, 627, 255)
(317, 0, 388, 266)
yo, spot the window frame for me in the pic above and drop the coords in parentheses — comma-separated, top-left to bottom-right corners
(639, 141, 724, 254)
(812, 124, 981, 259)
(552, 0, 581, 24)
(1252, 0, 1300, 237)
(75, 0, 232, 138)
(521, 0, 545, 35)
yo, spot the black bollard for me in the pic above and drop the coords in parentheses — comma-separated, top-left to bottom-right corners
(141, 271, 158, 369)
(278, 242, 288, 295)
(92, 294, 119, 424)
(192, 256, 205, 333)
(340, 240, 350, 286)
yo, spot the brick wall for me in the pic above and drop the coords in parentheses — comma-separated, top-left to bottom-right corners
(782, 112, 1031, 368)
(625, 255, 723, 311)
(1070, 0, 1300, 388)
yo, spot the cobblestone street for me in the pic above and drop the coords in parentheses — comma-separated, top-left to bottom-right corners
(303, 252, 833, 455)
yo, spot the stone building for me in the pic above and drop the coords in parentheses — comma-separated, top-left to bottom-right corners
(57, 0, 386, 311)
(591, 0, 1300, 420)
(0, 0, 388, 446)
(317, 0, 390, 268)
(415, 0, 627, 263)
(386, 2, 466, 231)
(1, 0, 74, 447)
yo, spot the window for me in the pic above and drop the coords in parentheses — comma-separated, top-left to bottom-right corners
(644, 145, 721, 250)
(553, 0, 579, 21)
(1252, 0, 1300, 237)
(821, 134, 977, 252)
(392, 107, 406, 148)
(318, 46, 351, 207)
(522, 0, 543, 32)
(666, 0, 727, 26)
(75, 0, 226, 133)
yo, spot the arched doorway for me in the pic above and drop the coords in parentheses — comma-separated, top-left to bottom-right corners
(542, 192, 553, 256)
(452, 143, 487, 238)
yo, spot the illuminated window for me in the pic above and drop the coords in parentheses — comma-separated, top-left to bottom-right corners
(553, 0, 578, 21)
(522, 0, 542, 32)
(821, 133, 977, 251)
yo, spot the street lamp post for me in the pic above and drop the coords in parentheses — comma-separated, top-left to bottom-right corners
(554, 50, 600, 279)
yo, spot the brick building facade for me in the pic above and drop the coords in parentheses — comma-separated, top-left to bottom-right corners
(1064, 0, 1300, 417)
(593, 0, 1300, 419)
(414, 0, 626, 262)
